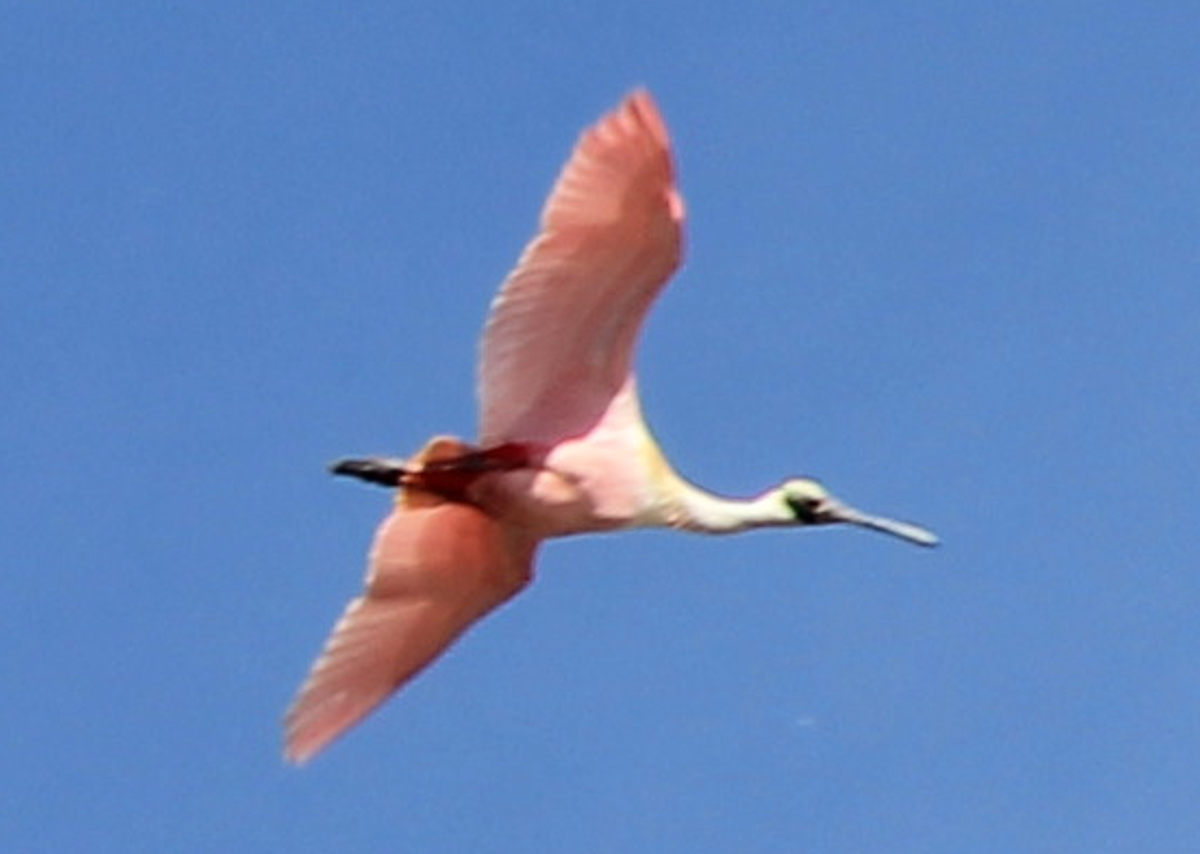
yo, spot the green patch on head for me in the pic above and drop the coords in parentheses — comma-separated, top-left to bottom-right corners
(781, 477, 830, 524)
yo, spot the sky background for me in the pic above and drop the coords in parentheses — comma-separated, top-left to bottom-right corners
(4, 2, 1199, 852)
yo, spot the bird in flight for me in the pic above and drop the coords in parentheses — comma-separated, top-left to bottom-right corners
(284, 90, 937, 763)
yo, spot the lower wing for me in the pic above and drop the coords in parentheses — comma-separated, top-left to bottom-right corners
(284, 499, 537, 763)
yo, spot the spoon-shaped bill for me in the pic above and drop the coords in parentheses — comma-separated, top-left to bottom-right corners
(824, 500, 940, 547)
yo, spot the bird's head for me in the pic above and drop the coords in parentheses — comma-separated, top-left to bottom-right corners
(778, 477, 939, 547)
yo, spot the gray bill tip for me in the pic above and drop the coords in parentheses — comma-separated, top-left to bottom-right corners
(858, 514, 940, 547)
(821, 498, 940, 548)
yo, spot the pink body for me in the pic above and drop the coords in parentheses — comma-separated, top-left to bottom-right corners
(283, 92, 939, 762)
(286, 92, 684, 762)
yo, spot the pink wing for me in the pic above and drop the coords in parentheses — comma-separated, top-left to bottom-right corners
(478, 90, 685, 447)
(284, 498, 537, 763)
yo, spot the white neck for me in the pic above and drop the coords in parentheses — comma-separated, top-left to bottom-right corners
(607, 378, 796, 534)
(662, 480, 794, 534)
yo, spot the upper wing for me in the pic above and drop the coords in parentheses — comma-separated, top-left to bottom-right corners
(284, 498, 536, 763)
(478, 90, 685, 447)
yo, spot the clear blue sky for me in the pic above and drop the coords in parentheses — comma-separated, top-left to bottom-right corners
(4, 3, 1199, 852)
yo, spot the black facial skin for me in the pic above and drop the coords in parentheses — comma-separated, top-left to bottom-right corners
(785, 494, 824, 525)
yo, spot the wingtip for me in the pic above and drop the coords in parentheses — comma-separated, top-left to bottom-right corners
(282, 744, 313, 767)
(283, 731, 325, 766)
(621, 89, 683, 222)
(281, 700, 350, 766)
(617, 88, 670, 148)
(281, 704, 325, 766)
(572, 88, 682, 227)
(625, 87, 657, 113)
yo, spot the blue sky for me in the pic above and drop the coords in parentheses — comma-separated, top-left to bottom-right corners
(4, 2, 1199, 852)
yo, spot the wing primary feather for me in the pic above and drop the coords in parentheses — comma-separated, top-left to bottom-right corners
(285, 440, 538, 763)
(478, 91, 686, 447)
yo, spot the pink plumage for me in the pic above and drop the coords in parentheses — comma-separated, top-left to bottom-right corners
(285, 438, 536, 763)
(285, 90, 937, 763)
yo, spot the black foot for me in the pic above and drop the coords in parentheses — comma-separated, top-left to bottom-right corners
(329, 457, 409, 488)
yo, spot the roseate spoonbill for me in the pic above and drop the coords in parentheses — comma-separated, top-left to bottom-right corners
(284, 91, 937, 763)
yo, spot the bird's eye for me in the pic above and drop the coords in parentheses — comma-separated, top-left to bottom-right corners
(786, 494, 823, 524)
